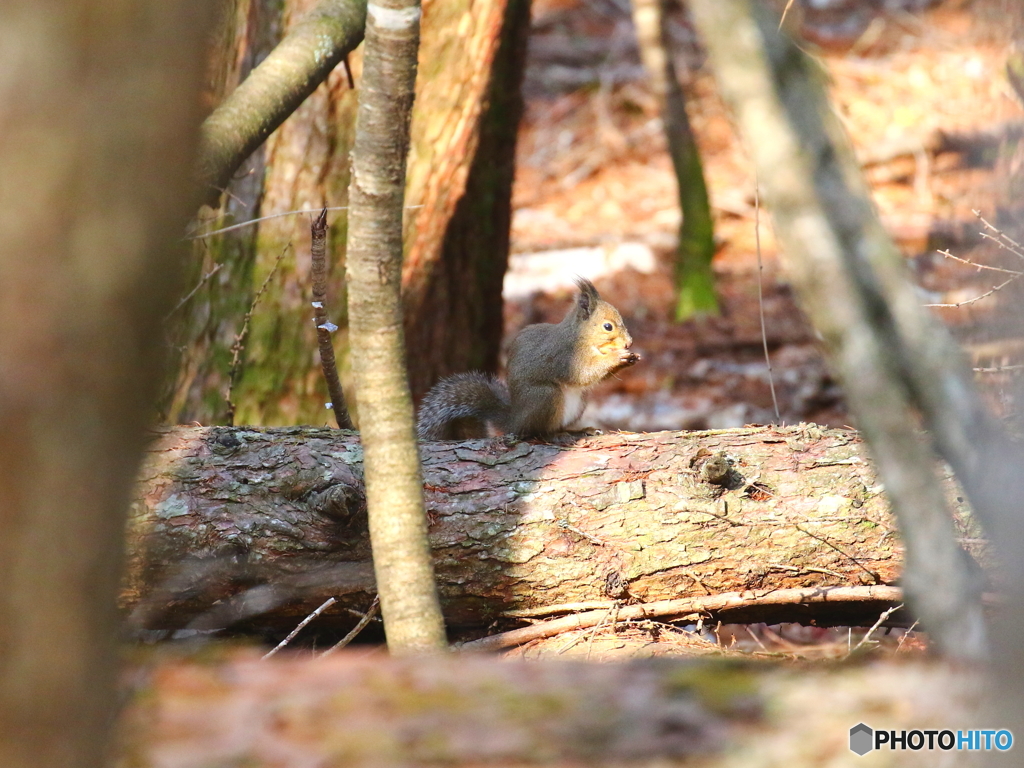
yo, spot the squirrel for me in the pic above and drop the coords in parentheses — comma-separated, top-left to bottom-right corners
(417, 277, 640, 440)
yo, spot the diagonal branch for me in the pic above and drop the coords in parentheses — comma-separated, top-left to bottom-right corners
(196, 0, 367, 204)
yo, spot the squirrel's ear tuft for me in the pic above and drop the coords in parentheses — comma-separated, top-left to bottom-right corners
(574, 276, 600, 317)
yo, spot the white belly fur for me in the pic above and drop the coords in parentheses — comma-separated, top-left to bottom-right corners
(560, 386, 587, 429)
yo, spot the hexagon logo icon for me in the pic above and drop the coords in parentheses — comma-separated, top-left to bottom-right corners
(850, 723, 874, 756)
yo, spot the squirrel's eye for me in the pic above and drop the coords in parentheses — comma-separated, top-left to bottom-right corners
(603, 322, 613, 331)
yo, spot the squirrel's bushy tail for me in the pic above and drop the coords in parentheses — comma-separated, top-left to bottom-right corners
(417, 372, 510, 440)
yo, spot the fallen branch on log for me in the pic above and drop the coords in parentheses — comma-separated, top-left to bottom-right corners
(460, 585, 906, 651)
(126, 425, 980, 635)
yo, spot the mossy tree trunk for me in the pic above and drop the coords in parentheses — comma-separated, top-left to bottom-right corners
(166, 0, 529, 426)
(632, 0, 717, 320)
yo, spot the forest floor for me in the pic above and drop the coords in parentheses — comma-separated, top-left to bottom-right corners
(507, 0, 1024, 437)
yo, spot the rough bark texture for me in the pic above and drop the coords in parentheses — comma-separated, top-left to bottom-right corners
(401, 0, 532, 400)
(165, 0, 286, 425)
(688, 0, 990, 663)
(345, 0, 448, 653)
(117, 653, 976, 768)
(124, 425, 977, 632)
(0, 2, 207, 767)
(195, 0, 367, 201)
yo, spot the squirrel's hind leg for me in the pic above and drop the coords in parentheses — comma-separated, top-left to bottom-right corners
(506, 383, 562, 438)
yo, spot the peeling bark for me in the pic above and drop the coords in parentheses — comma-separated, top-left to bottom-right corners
(125, 425, 978, 632)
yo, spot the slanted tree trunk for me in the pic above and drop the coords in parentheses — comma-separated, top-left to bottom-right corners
(688, 0, 999, 662)
(195, 0, 367, 202)
(124, 425, 976, 634)
(0, 2, 206, 766)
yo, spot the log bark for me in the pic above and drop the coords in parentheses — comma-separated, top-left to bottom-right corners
(125, 425, 977, 632)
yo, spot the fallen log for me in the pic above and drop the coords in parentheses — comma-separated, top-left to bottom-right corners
(126, 425, 976, 634)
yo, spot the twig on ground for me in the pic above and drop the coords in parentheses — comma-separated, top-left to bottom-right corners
(225, 244, 290, 425)
(586, 603, 620, 660)
(754, 174, 780, 422)
(745, 625, 770, 653)
(310, 207, 353, 429)
(320, 595, 380, 658)
(262, 597, 338, 660)
(974, 364, 1024, 373)
(460, 585, 904, 652)
(845, 603, 903, 658)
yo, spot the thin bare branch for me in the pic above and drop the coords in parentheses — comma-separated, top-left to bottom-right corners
(925, 274, 1018, 308)
(778, 0, 796, 29)
(320, 596, 380, 658)
(311, 207, 353, 429)
(796, 525, 881, 583)
(262, 597, 338, 659)
(164, 262, 223, 320)
(187, 204, 423, 240)
(974, 209, 1024, 257)
(936, 249, 1024, 276)
(754, 174, 780, 422)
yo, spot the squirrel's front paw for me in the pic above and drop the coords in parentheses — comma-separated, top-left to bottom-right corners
(619, 351, 640, 367)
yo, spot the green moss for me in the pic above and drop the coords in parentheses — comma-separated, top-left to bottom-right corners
(660, 660, 760, 715)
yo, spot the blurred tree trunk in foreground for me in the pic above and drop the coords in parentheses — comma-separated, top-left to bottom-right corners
(167, 0, 530, 426)
(688, 0, 1004, 664)
(0, 2, 206, 767)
